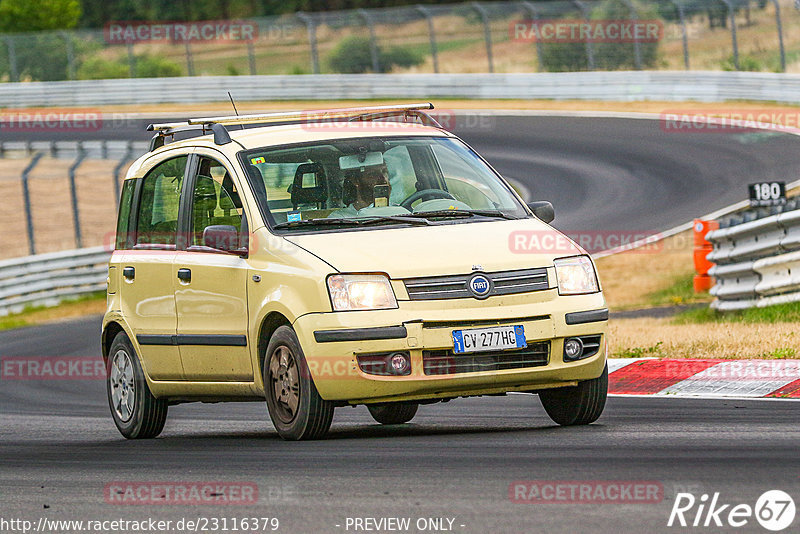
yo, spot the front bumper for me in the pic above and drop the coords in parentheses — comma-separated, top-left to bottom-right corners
(293, 290, 608, 403)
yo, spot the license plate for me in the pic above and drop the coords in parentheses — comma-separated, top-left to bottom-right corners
(452, 325, 526, 354)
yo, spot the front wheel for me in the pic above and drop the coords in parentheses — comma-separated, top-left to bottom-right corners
(263, 326, 334, 440)
(539, 364, 607, 426)
(106, 332, 168, 439)
(367, 402, 418, 425)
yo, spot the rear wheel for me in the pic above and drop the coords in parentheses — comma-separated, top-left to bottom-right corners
(264, 326, 334, 440)
(539, 364, 607, 426)
(367, 402, 418, 425)
(106, 332, 168, 439)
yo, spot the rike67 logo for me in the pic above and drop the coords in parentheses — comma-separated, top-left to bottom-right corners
(668, 490, 796, 531)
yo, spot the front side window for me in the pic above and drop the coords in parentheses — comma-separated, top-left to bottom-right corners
(136, 156, 187, 246)
(190, 157, 244, 247)
(241, 136, 526, 232)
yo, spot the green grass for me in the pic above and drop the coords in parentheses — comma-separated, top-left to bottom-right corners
(756, 347, 798, 359)
(0, 291, 106, 332)
(612, 341, 664, 358)
(674, 301, 800, 325)
(646, 273, 711, 307)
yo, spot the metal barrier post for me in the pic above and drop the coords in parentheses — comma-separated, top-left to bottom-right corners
(621, 0, 642, 70)
(21, 153, 43, 256)
(358, 9, 381, 73)
(471, 2, 494, 73)
(5, 36, 19, 82)
(126, 43, 136, 78)
(572, 0, 595, 70)
(184, 41, 195, 76)
(667, 0, 690, 70)
(296, 13, 320, 74)
(68, 144, 87, 248)
(247, 41, 257, 75)
(416, 6, 439, 74)
(720, 0, 739, 70)
(60, 31, 76, 80)
(521, 1, 544, 72)
(769, 0, 786, 72)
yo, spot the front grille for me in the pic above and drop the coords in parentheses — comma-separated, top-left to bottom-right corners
(404, 268, 550, 301)
(423, 342, 550, 375)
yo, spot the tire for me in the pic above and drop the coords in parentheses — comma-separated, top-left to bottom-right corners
(106, 332, 168, 439)
(263, 326, 334, 440)
(539, 363, 608, 426)
(367, 402, 418, 425)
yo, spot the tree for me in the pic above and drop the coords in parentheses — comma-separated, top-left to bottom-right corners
(0, 0, 81, 33)
(0, 0, 83, 81)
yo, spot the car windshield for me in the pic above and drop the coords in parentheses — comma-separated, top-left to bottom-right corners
(240, 136, 527, 231)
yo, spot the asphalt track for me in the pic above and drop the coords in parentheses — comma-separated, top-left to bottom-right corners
(2, 114, 800, 533)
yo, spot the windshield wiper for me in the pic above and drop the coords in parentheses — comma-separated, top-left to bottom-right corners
(402, 209, 519, 220)
(273, 215, 432, 230)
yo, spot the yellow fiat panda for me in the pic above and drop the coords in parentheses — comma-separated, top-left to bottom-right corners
(102, 104, 608, 441)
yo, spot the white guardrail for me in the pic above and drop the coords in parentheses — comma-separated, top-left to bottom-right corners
(707, 204, 800, 311)
(3, 71, 800, 107)
(0, 247, 110, 316)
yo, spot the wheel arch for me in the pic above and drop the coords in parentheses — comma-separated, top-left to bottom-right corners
(256, 311, 292, 383)
(101, 321, 126, 363)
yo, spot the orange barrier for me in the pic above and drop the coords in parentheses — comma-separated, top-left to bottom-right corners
(693, 219, 719, 293)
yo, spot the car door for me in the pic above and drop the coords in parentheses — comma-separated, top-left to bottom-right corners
(173, 152, 253, 382)
(119, 155, 188, 380)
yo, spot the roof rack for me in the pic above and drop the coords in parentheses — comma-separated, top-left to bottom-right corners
(146, 103, 441, 151)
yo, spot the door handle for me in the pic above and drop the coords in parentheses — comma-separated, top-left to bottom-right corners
(177, 268, 192, 282)
(123, 266, 135, 280)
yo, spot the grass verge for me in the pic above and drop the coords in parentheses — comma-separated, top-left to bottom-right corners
(674, 301, 800, 324)
(0, 292, 106, 332)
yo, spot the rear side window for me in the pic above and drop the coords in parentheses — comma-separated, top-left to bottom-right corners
(136, 156, 188, 246)
(115, 179, 136, 250)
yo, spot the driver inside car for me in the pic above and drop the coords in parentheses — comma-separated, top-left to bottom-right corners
(329, 164, 404, 218)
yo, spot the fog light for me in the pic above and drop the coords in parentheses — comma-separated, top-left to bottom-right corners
(563, 338, 584, 361)
(389, 352, 411, 375)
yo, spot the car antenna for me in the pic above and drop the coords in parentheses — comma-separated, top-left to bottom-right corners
(227, 92, 244, 129)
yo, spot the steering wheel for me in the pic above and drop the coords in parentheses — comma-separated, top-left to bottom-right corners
(400, 189, 456, 210)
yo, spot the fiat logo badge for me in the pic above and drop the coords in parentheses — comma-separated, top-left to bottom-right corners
(468, 274, 492, 299)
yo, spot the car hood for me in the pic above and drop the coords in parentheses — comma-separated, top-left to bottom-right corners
(283, 218, 584, 278)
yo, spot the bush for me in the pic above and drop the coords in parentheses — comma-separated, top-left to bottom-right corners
(77, 56, 129, 79)
(327, 35, 423, 73)
(134, 54, 182, 78)
(721, 54, 762, 72)
(76, 53, 182, 80)
(540, 0, 661, 72)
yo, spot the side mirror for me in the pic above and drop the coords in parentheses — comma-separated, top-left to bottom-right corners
(203, 225, 246, 255)
(527, 201, 555, 224)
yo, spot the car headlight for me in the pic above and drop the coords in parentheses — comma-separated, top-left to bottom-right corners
(554, 256, 599, 295)
(327, 274, 398, 311)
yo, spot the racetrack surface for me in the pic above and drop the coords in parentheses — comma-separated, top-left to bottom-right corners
(3, 114, 800, 532)
(1, 317, 799, 533)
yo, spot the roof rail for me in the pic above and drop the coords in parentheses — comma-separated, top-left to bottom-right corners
(145, 103, 440, 152)
(149, 103, 437, 131)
